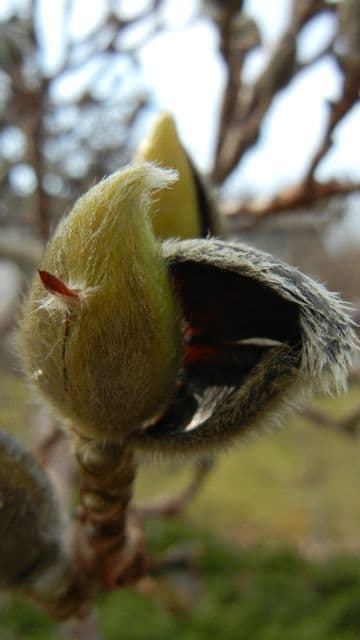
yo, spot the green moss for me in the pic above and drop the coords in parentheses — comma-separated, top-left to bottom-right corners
(0, 595, 56, 640)
(2, 520, 360, 639)
(94, 520, 360, 640)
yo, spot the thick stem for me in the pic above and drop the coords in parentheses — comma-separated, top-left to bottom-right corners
(28, 557, 93, 621)
(18, 436, 147, 620)
(73, 435, 147, 589)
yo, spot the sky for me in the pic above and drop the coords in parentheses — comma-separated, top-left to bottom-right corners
(46, 0, 359, 196)
(1, 0, 359, 232)
(0, 0, 359, 309)
(136, 0, 360, 199)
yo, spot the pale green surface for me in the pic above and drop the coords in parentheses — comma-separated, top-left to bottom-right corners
(18, 165, 181, 440)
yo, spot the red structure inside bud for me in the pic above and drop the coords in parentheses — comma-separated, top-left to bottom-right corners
(38, 270, 81, 300)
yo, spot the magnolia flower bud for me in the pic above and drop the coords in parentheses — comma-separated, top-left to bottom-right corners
(19, 163, 356, 456)
(131, 238, 357, 454)
(136, 112, 220, 239)
(19, 164, 181, 442)
(0, 431, 62, 589)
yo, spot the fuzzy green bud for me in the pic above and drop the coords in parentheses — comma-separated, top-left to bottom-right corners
(19, 164, 181, 441)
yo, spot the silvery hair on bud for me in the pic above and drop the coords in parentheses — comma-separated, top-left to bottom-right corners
(132, 238, 358, 455)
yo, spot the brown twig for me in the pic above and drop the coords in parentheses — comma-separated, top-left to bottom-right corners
(137, 457, 214, 517)
(302, 405, 360, 435)
(211, 0, 340, 185)
(0, 283, 21, 339)
(305, 70, 360, 181)
(29, 1, 52, 241)
(295, 34, 336, 74)
(348, 368, 360, 385)
(23, 437, 147, 621)
(211, 28, 297, 184)
(213, 7, 261, 167)
(35, 422, 65, 465)
(31, 408, 76, 515)
(291, 0, 338, 29)
(223, 178, 360, 220)
(32, 80, 52, 242)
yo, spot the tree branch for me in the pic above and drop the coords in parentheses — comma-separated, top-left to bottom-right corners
(302, 405, 360, 435)
(223, 178, 360, 220)
(305, 70, 360, 181)
(211, 0, 341, 185)
(137, 457, 214, 517)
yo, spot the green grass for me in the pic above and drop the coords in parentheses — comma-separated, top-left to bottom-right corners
(0, 366, 33, 444)
(135, 385, 360, 552)
(1, 368, 360, 637)
(2, 367, 360, 552)
(100, 520, 360, 640)
(2, 519, 360, 639)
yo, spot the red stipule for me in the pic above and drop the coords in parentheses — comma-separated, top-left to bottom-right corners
(38, 270, 81, 300)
